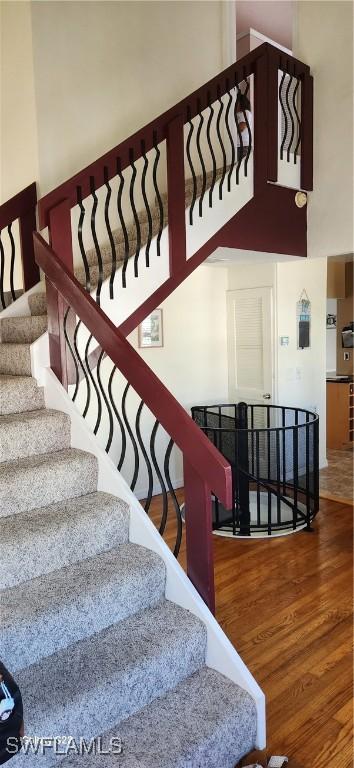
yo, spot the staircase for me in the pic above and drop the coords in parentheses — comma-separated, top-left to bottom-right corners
(0, 314, 257, 767)
(0, 41, 314, 766)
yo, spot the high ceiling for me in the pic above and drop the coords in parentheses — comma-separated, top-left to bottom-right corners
(236, 0, 294, 50)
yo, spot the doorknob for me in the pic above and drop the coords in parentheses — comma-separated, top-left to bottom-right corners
(263, 393, 271, 399)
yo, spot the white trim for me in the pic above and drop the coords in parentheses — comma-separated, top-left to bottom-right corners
(236, 27, 292, 56)
(43, 366, 266, 749)
(222, 1, 237, 69)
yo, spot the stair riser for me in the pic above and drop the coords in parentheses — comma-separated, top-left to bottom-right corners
(0, 380, 45, 415)
(0, 494, 130, 589)
(3, 554, 166, 672)
(0, 316, 47, 344)
(0, 452, 98, 518)
(0, 345, 31, 376)
(28, 293, 47, 316)
(0, 412, 71, 462)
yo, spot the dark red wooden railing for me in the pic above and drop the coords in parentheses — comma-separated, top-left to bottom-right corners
(0, 183, 39, 308)
(34, 231, 232, 612)
(31, 44, 313, 610)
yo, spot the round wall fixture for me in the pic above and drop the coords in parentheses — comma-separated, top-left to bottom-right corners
(295, 191, 307, 208)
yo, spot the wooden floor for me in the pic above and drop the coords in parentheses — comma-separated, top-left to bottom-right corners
(149, 494, 353, 767)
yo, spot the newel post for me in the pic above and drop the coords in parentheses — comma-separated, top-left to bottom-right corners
(183, 457, 215, 614)
(46, 198, 74, 389)
(253, 47, 279, 192)
(301, 72, 314, 191)
(166, 114, 187, 276)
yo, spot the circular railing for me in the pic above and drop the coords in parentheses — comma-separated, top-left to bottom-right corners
(191, 403, 320, 538)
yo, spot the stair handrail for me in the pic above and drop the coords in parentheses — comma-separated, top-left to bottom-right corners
(38, 42, 312, 230)
(0, 182, 39, 308)
(34, 231, 233, 612)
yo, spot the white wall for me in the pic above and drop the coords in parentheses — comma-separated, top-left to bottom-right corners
(326, 298, 337, 373)
(294, 1, 354, 258)
(31, 0, 225, 194)
(227, 255, 327, 466)
(0, 0, 39, 203)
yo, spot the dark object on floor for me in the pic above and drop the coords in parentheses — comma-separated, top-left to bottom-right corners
(0, 662, 23, 764)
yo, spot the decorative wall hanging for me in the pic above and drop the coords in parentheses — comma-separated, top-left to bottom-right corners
(326, 313, 337, 329)
(297, 289, 311, 349)
(138, 309, 163, 348)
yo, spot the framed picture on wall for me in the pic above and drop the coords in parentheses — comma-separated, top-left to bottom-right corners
(138, 309, 163, 348)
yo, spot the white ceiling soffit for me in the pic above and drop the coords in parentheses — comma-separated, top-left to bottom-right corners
(206, 247, 303, 266)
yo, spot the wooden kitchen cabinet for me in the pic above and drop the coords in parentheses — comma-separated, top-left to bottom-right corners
(327, 381, 354, 449)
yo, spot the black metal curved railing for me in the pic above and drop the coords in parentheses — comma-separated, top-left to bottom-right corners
(63, 307, 183, 556)
(191, 402, 319, 537)
(73, 133, 166, 303)
(0, 220, 20, 310)
(184, 75, 253, 225)
(279, 63, 302, 164)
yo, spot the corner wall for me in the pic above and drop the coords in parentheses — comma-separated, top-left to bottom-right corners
(294, 0, 354, 258)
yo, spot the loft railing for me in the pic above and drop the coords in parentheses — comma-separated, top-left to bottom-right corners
(37, 44, 313, 371)
(0, 183, 39, 310)
(34, 232, 233, 613)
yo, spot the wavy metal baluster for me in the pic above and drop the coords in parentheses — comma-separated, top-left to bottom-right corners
(7, 223, 16, 302)
(164, 438, 182, 557)
(196, 98, 207, 217)
(225, 79, 235, 192)
(129, 148, 141, 278)
(63, 307, 80, 402)
(292, 78, 301, 164)
(285, 70, 295, 162)
(90, 176, 104, 305)
(150, 420, 168, 534)
(108, 365, 127, 472)
(116, 158, 130, 289)
(216, 85, 227, 199)
(84, 334, 102, 434)
(135, 400, 154, 514)
(77, 187, 91, 293)
(279, 70, 288, 161)
(206, 92, 217, 207)
(185, 106, 197, 225)
(103, 167, 117, 299)
(241, 72, 252, 176)
(234, 80, 244, 185)
(152, 131, 164, 256)
(0, 232, 5, 309)
(73, 319, 91, 418)
(122, 382, 140, 491)
(97, 349, 114, 453)
(141, 139, 153, 267)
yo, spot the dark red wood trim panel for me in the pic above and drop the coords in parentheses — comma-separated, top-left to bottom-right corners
(0, 182, 37, 230)
(0, 182, 40, 291)
(184, 457, 216, 612)
(301, 73, 314, 191)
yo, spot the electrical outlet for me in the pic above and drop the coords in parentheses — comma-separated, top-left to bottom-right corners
(344, 351, 350, 361)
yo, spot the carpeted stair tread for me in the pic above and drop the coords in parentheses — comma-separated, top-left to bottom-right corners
(2, 543, 166, 672)
(62, 667, 257, 768)
(0, 342, 32, 375)
(0, 408, 71, 462)
(0, 491, 130, 589)
(28, 292, 47, 316)
(0, 447, 98, 517)
(15, 601, 206, 768)
(0, 375, 44, 414)
(0, 314, 47, 343)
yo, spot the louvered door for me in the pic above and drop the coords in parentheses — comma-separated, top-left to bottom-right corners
(227, 287, 274, 405)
